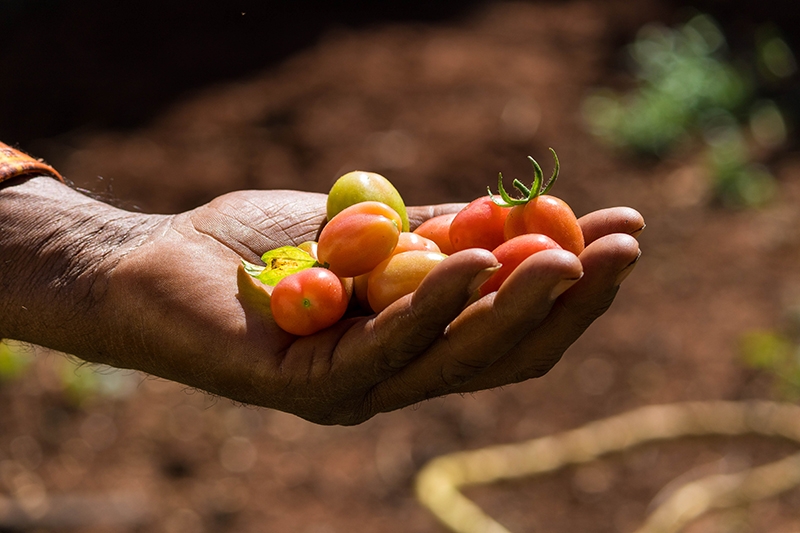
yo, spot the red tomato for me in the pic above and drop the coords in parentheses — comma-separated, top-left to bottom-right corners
(270, 268, 349, 336)
(367, 251, 447, 313)
(317, 201, 402, 277)
(449, 197, 510, 252)
(505, 195, 584, 256)
(503, 205, 527, 241)
(413, 213, 457, 255)
(479, 234, 562, 296)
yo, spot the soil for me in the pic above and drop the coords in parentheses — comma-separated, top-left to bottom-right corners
(3, 1, 800, 532)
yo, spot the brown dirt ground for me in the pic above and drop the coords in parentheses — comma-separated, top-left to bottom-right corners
(4, 1, 800, 532)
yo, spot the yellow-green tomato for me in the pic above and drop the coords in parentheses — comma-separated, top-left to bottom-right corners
(327, 171, 409, 232)
(367, 250, 447, 313)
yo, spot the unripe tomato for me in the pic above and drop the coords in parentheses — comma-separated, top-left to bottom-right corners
(367, 251, 447, 313)
(506, 195, 584, 256)
(327, 171, 409, 231)
(449, 196, 510, 252)
(480, 234, 562, 296)
(270, 268, 349, 336)
(317, 201, 402, 277)
(413, 213, 457, 255)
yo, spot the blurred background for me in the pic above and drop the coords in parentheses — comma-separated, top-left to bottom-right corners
(3, 0, 800, 531)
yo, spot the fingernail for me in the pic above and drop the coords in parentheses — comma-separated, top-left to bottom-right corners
(630, 223, 646, 238)
(550, 274, 583, 300)
(467, 264, 502, 294)
(615, 251, 641, 285)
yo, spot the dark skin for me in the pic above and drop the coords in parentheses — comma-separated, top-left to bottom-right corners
(0, 177, 642, 425)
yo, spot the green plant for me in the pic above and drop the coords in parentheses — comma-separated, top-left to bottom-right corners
(583, 13, 794, 207)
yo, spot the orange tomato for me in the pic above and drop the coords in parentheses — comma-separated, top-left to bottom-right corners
(413, 213, 457, 255)
(367, 251, 447, 312)
(317, 201, 402, 277)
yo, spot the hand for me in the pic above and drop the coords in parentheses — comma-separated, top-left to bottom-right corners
(2, 179, 642, 425)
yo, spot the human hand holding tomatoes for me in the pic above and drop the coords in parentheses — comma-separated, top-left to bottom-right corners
(95, 180, 642, 424)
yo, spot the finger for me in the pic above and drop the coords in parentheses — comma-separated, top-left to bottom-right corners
(453, 233, 641, 392)
(332, 249, 499, 382)
(578, 207, 645, 245)
(368, 249, 584, 411)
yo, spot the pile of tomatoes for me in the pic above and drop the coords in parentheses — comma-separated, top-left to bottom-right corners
(245, 149, 584, 336)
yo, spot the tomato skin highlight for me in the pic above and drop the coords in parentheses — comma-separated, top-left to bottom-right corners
(317, 201, 402, 277)
(480, 234, 562, 296)
(270, 268, 349, 336)
(450, 196, 510, 252)
(367, 251, 447, 313)
(413, 213, 457, 255)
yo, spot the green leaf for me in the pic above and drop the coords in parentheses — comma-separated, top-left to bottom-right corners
(245, 246, 318, 286)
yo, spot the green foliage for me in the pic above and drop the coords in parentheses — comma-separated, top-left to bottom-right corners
(740, 329, 800, 401)
(0, 340, 32, 381)
(583, 13, 794, 207)
(0, 339, 137, 405)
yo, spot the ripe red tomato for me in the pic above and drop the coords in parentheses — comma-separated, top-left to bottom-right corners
(449, 197, 510, 252)
(367, 250, 447, 313)
(270, 267, 349, 336)
(491, 149, 584, 256)
(317, 201, 402, 277)
(479, 234, 562, 296)
(505, 196, 584, 256)
(413, 213, 457, 255)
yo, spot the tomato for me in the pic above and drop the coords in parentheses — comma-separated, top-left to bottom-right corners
(393, 232, 441, 255)
(317, 201, 402, 277)
(270, 268, 349, 336)
(479, 234, 562, 296)
(506, 196, 584, 255)
(296, 240, 318, 259)
(413, 213, 457, 255)
(449, 196, 510, 252)
(491, 149, 584, 255)
(367, 250, 447, 313)
(353, 232, 441, 312)
(327, 170, 409, 231)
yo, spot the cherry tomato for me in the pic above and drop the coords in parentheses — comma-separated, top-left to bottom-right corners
(506, 196, 584, 256)
(413, 213, 457, 255)
(270, 268, 349, 336)
(367, 251, 447, 313)
(449, 196, 510, 252)
(353, 232, 441, 312)
(327, 171, 409, 231)
(479, 234, 562, 296)
(491, 149, 584, 255)
(317, 201, 402, 277)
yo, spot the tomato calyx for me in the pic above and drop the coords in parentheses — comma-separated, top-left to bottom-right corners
(488, 148, 560, 207)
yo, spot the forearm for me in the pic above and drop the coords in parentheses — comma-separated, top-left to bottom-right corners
(0, 176, 164, 358)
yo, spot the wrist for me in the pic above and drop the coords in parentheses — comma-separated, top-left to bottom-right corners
(0, 176, 165, 358)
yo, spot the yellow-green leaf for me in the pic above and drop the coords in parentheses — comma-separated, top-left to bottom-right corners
(246, 246, 318, 286)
